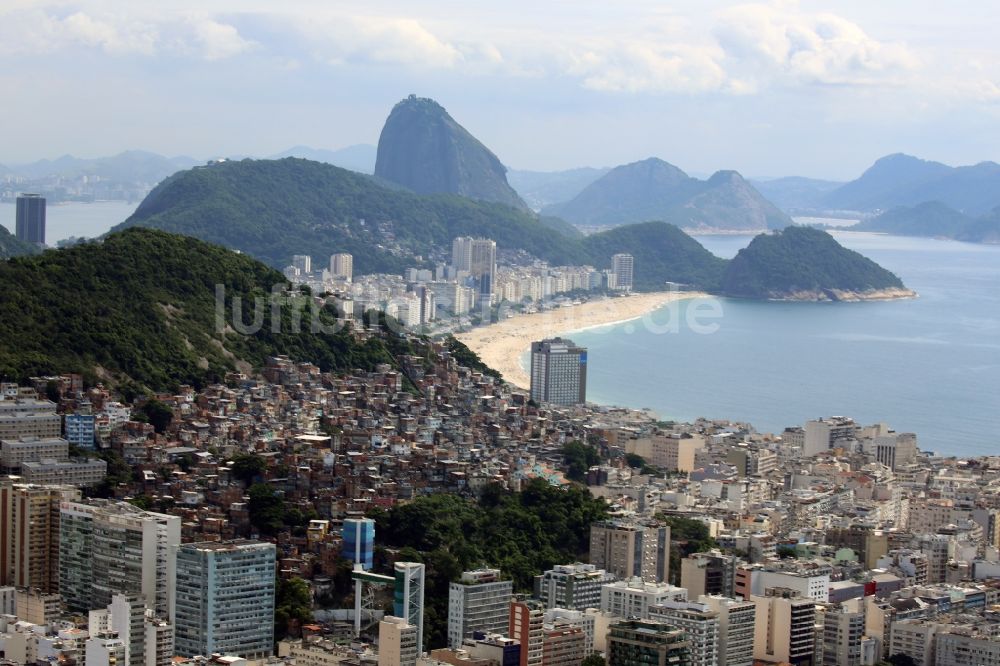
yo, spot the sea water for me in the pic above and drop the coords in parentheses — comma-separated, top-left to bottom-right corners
(0, 200, 137, 244)
(571, 232, 1000, 457)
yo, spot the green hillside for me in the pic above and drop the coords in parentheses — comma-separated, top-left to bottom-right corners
(0, 228, 432, 391)
(115, 158, 727, 290)
(720, 226, 907, 300)
(0, 226, 42, 259)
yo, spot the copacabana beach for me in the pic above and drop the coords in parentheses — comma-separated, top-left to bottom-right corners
(455, 291, 707, 388)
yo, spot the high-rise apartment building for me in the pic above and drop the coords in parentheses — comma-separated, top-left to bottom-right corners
(343, 518, 375, 571)
(174, 540, 276, 660)
(451, 237, 496, 279)
(379, 616, 419, 666)
(0, 398, 61, 440)
(394, 562, 426, 651)
(330, 253, 354, 281)
(680, 552, 736, 600)
(15, 194, 46, 245)
(0, 482, 80, 592)
(529, 338, 587, 406)
(59, 500, 181, 620)
(65, 413, 97, 449)
(541, 623, 585, 666)
(649, 602, 718, 666)
(873, 432, 918, 470)
(88, 593, 175, 666)
(606, 619, 690, 666)
(292, 254, 312, 274)
(589, 521, 671, 583)
(599, 579, 688, 619)
(821, 604, 864, 666)
(751, 588, 816, 666)
(510, 600, 545, 666)
(803, 417, 857, 457)
(534, 563, 616, 611)
(702, 595, 756, 666)
(611, 254, 633, 292)
(448, 569, 513, 648)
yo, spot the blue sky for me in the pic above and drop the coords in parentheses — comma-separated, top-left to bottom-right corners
(2, 0, 999, 179)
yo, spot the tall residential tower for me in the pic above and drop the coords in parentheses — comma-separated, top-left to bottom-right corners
(529, 338, 587, 406)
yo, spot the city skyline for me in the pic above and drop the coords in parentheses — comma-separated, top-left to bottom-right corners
(1, 2, 999, 179)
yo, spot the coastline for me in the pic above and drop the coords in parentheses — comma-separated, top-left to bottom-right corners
(454, 291, 707, 389)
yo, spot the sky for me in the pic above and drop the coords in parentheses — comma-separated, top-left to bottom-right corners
(2, 0, 999, 180)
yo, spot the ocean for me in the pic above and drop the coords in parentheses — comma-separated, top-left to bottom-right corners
(0, 200, 137, 244)
(569, 231, 1000, 458)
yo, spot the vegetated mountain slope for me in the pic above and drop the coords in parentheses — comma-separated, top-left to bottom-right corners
(114, 158, 579, 275)
(579, 222, 727, 291)
(0, 225, 42, 259)
(721, 226, 911, 301)
(114, 158, 728, 289)
(855, 202, 1000, 243)
(854, 202, 975, 237)
(542, 158, 791, 231)
(0, 228, 420, 390)
(507, 167, 611, 209)
(823, 153, 1000, 214)
(374, 96, 528, 211)
(114, 158, 908, 297)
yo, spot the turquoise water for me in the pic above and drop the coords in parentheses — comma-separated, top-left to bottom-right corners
(571, 232, 1000, 457)
(0, 200, 136, 244)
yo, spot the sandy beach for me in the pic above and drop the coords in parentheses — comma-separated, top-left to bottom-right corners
(455, 291, 707, 388)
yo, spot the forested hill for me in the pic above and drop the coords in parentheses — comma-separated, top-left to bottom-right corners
(113, 158, 910, 298)
(720, 226, 912, 301)
(113, 158, 730, 290)
(0, 228, 440, 391)
(0, 225, 41, 259)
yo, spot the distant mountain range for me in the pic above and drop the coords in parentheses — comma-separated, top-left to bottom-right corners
(751, 153, 1000, 217)
(855, 201, 1000, 244)
(374, 95, 529, 211)
(268, 144, 376, 173)
(541, 158, 792, 232)
(6, 150, 200, 184)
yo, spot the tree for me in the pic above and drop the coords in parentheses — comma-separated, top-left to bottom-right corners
(275, 577, 313, 639)
(141, 399, 173, 434)
(582, 654, 606, 666)
(45, 380, 60, 403)
(887, 654, 917, 666)
(562, 440, 600, 482)
(231, 453, 266, 487)
(658, 514, 718, 585)
(247, 483, 286, 536)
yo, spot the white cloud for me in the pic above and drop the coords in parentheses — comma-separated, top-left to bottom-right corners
(713, 3, 919, 86)
(186, 15, 255, 60)
(62, 11, 158, 55)
(300, 15, 464, 68)
(0, 4, 251, 60)
(561, 42, 732, 94)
